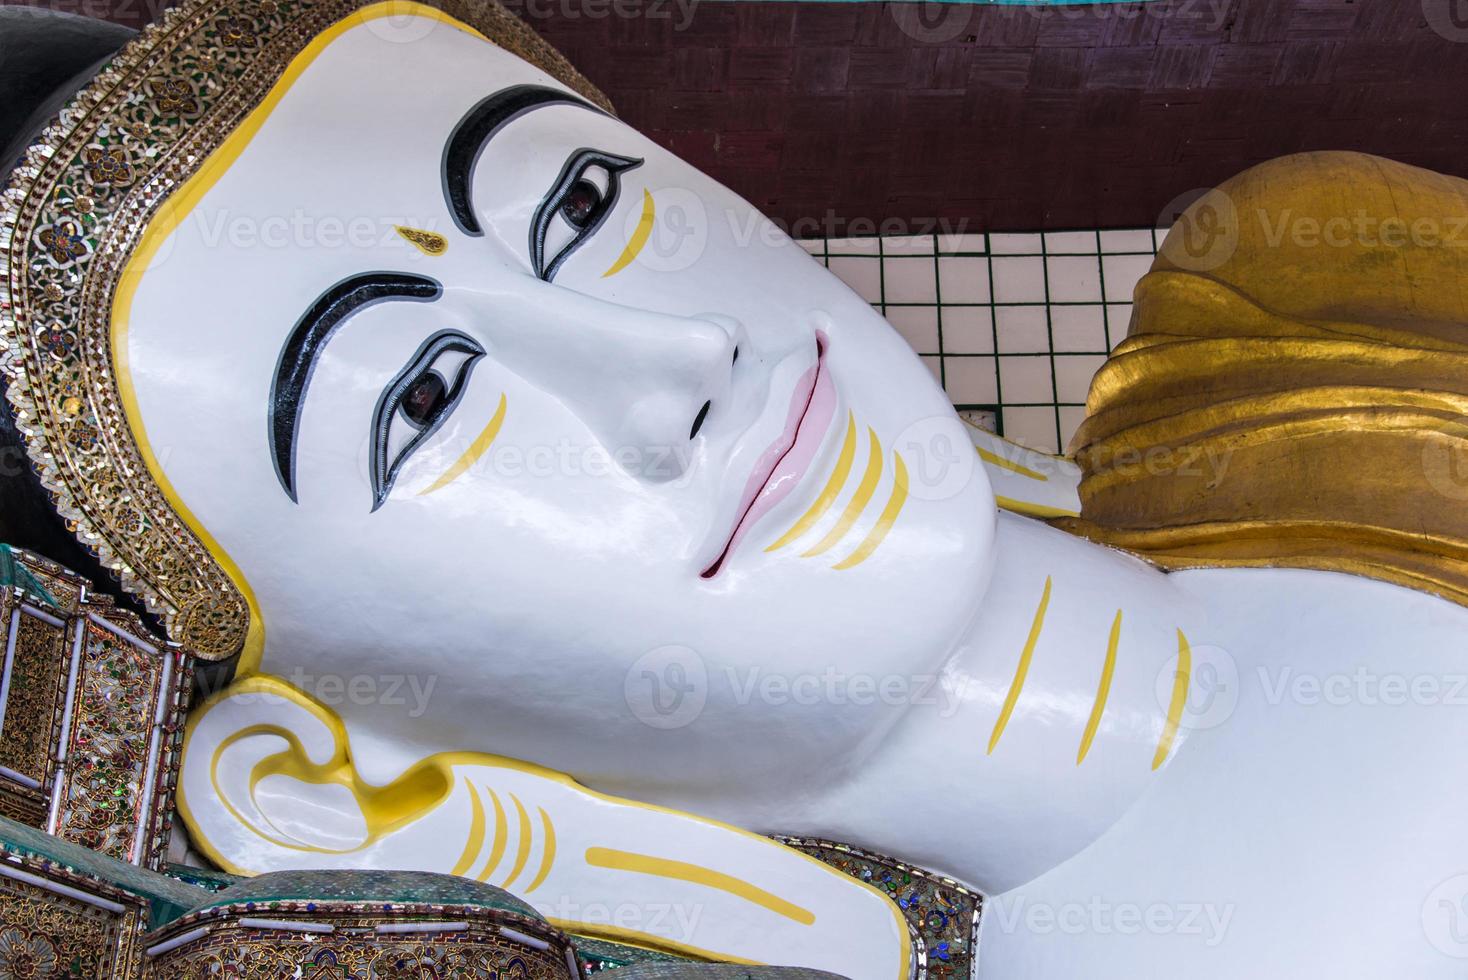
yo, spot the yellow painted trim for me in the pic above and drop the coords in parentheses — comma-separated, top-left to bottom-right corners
(111, 1, 488, 674)
(766, 412, 856, 552)
(551, 921, 762, 965)
(179, 674, 912, 979)
(502, 793, 533, 889)
(994, 495, 1079, 519)
(475, 787, 509, 883)
(1076, 610, 1122, 766)
(585, 847, 816, 926)
(449, 777, 485, 876)
(977, 446, 1047, 482)
(961, 416, 1068, 470)
(210, 724, 340, 854)
(987, 575, 1052, 755)
(1152, 629, 1192, 771)
(602, 188, 655, 278)
(801, 427, 882, 557)
(419, 393, 508, 495)
(525, 807, 556, 894)
(832, 453, 909, 570)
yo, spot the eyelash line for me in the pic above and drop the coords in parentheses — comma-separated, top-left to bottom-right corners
(530, 147, 643, 282)
(369, 329, 485, 511)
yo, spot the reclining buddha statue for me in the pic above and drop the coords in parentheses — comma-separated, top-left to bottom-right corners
(2, 0, 1466, 975)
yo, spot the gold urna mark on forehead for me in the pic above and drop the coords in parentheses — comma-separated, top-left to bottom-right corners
(396, 226, 449, 256)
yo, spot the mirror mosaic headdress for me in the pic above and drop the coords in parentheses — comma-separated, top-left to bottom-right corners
(0, 0, 610, 659)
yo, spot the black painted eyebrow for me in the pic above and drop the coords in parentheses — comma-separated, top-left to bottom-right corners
(442, 84, 605, 236)
(270, 272, 442, 501)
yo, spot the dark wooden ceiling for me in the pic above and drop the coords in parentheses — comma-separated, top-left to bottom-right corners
(39, 0, 1468, 233)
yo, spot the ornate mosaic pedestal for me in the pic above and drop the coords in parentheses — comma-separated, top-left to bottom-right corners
(0, 545, 990, 979)
(142, 870, 582, 979)
(0, 813, 207, 980)
(0, 546, 193, 869)
(778, 837, 983, 980)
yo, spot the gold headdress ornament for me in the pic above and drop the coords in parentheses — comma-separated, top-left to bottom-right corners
(1059, 151, 1468, 608)
(0, 0, 610, 659)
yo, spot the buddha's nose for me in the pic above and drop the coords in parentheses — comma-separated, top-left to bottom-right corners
(582, 311, 738, 480)
(455, 281, 738, 480)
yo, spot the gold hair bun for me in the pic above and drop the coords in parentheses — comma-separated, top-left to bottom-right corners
(1060, 151, 1468, 608)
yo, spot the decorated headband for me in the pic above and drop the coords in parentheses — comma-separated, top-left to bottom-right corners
(0, 0, 610, 659)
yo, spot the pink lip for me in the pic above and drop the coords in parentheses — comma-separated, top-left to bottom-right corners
(701, 334, 834, 578)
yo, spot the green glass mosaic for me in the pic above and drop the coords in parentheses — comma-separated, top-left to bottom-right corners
(185, 868, 542, 920)
(0, 814, 208, 926)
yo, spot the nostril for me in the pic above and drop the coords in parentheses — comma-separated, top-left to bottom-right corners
(732, 346, 739, 365)
(689, 400, 711, 440)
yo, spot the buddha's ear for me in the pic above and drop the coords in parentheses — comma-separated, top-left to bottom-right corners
(178, 675, 394, 867)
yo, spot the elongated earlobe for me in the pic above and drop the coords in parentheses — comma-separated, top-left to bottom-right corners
(179, 675, 914, 975)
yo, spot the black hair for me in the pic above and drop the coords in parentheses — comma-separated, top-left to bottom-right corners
(0, 8, 158, 627)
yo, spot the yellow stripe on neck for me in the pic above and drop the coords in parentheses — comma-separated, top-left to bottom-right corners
(987, 575, 1052, 755)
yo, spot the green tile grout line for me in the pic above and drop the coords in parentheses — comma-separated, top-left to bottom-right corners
(931, 233, 945, 389)
(985, 236, 1002, 436)
(808, 229, 1160, 452)
(1039, 234, 1062, 452)
(1094, 229, 1115, 352)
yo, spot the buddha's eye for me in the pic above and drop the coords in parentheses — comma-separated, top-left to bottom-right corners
(402, 371, 447, 426)
(531, 148, 643, 282)
(561, 179, 601, 228)
(370, 330, 485, 511)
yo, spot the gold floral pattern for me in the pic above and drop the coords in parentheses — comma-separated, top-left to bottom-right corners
(0, 548, 193, 869)
(0, 611, 68, 789)
(52, 622, 165, 861)
(36, 323, 75, 361)
(0, 860, 143, 979)
(214, 14, 260, 46)
(0, 926, 59, 978)
(778, 836, 982, 980)
(33, 220, 90, 269)
(81, 147, 134, 188)
(146, 78, 200, 118)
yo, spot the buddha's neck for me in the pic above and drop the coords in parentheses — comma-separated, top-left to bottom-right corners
(810, 511, 1209, 894)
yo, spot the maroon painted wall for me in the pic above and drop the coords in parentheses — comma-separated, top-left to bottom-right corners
(13, 0, 1468, 232)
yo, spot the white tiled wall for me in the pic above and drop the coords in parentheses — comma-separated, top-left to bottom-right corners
(800, 229, 1162, 454)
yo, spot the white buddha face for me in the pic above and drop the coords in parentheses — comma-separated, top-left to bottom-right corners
(125, 6, 995, 791)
